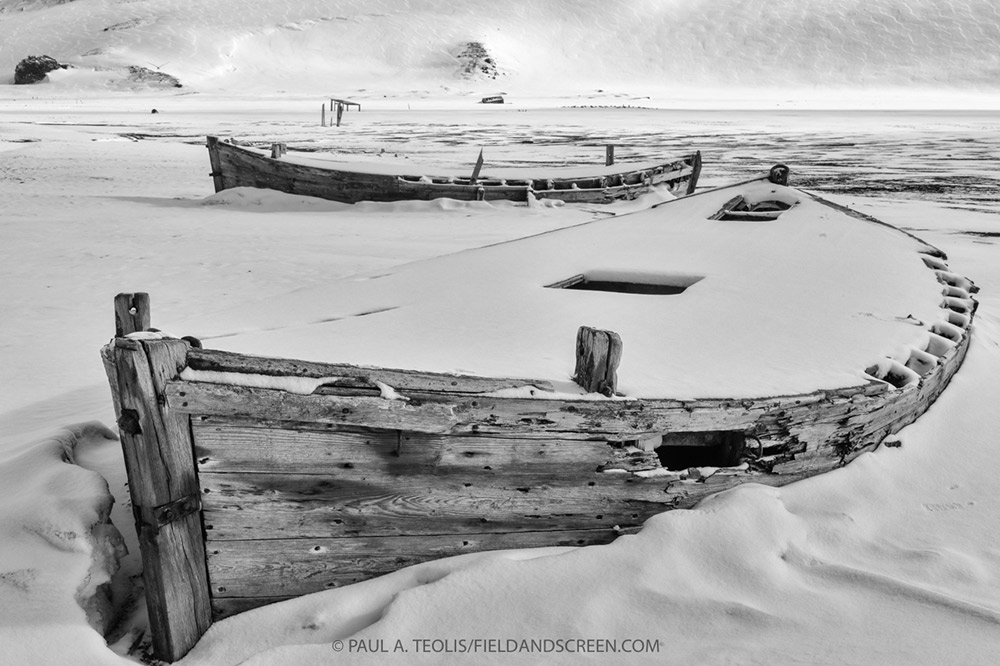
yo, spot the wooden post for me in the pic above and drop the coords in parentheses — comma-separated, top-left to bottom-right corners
(114, 292, 150, 337)
(321, 104, 326, 127)
(336, 102, 344, 127)
(270, 143, 286, 159)
(106, 296, 211, 662)
(205, 137, 226, 193)
(470, 149, 484, 184)
(686, 150, 702, 195)
(573, 326, 623, 396)
(605, 145, 615, 166)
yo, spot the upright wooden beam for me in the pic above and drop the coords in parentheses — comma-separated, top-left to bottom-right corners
(686, 151, 702, 195)
(114, 292, 150, 337)
(470, 149, 484, 184)
(605, 145, 615, 166)
(205, 136, 225, 193)
(573, 326, 623, 396)
(106, 297, 210, 662)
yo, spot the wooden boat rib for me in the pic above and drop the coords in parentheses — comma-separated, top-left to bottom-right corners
(102, 166, 977, 661)
(206, 135, 702, 204)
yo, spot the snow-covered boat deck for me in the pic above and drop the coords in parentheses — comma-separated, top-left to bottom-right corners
(197, 175, 962, 400)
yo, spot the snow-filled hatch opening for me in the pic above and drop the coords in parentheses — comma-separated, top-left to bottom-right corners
(546, 271, 704, 296)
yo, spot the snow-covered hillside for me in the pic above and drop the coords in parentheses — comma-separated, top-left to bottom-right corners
(2, 0, 999, 106)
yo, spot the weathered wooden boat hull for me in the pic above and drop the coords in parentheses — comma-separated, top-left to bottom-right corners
(206, 135, 702, 204)
(101, 174, 977, 661)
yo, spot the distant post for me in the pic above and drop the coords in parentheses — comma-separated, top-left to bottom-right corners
(573, 326, 623, 396)
(606, 145, 615, 166)
(470, 149, 484, 184)
(336, 102, 344, 127)
(321, 104, 326, 127)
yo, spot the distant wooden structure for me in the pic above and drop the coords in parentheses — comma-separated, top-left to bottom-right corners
(329, 97, 361, 112)
(480, 95, 504, 104)
(101, 173, 978, 661)
(323, 98, 360, 127)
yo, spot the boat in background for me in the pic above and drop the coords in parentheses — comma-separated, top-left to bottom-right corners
(206, 135, 701, 204)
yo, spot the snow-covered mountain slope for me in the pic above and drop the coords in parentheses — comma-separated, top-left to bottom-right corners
(1, 0, 998, 105)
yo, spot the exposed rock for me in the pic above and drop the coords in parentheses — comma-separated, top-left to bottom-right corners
(0, 0, 77, 16)
(126, 66, 182, 88)
(454, 41, 502, 80)
(14, 55, 67, 84)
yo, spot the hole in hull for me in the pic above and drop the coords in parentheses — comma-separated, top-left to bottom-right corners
(654, 431, 746, 470)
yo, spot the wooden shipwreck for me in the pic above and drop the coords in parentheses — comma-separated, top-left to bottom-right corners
(102, 167, 977, 660)
(206, 136, 702, 204)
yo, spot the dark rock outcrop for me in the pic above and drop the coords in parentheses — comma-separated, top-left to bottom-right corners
(455, 42, 502, 80)
(14, 55, 67, 84)
(126, 66, 182, 88)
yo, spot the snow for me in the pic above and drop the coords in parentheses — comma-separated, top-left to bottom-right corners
(191, 179, 955, 399)
(2, 1, 1000, 665)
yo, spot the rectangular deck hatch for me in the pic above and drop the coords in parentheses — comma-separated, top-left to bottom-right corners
(546, 271, 704, 295)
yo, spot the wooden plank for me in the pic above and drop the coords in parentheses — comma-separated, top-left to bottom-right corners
(205, 136, 225, 193)
(573, 326, 623, 396)
(213, 596, 288, 620)
(184, 346, 555, 394)
(686, 150, 702, 195)
(113, 341, 198, 503)
(107, 325, 210, 662)
(192, 419, 623, 474)
(138, 513, 212, 658)
(206, 529, 625, 599)
(470, 149, 484, 183)
(167, 380, 769, 437)
(199, 469, 675, 540)
(708, 195, 745, 220)
(114, 292, 150, 337)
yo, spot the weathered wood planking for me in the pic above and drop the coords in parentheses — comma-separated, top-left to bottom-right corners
(106, 332, 210, 662)
(185, 346, 556, 394)
(207, 529, 623, 600)
(192, 417, 658, 474)
(200, 472, 670, 540)
(206, 136, 702, 205)
(194, 418, 668, 539)
(168, 380, 835, 439)
(114, 292, 150, 338)
(573, 326, 623, 396)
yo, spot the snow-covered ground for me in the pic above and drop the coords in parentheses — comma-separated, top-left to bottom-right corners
(2, 1, 1000, 665)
